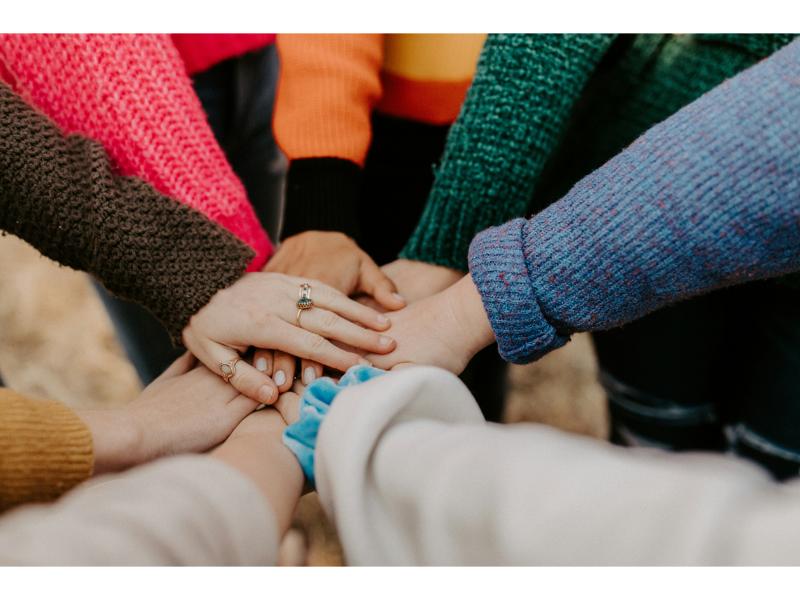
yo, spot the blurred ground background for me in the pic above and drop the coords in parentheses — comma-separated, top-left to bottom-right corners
(0, 233, 608, 565)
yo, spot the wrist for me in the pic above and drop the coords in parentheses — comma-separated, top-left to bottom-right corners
(445, 274, 496, 359)
(78, 408, 143, 475)
(212, 423, 303, 534)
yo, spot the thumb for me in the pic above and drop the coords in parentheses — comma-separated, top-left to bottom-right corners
(359, 257, 406, 311)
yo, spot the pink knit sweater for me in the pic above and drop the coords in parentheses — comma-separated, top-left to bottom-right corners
(0, 34, 273, 270)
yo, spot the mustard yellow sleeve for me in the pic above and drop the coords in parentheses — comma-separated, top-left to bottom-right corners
(0, 389, 93, 512)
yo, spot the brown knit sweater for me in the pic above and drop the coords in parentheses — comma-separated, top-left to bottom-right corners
(0, 80, 253, 342)
(0, 389, 93, 512)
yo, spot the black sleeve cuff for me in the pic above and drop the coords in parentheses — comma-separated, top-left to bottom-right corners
(280, 158, 362, 240)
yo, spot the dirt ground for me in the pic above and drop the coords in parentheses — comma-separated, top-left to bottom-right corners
(0, 233, 608, 565)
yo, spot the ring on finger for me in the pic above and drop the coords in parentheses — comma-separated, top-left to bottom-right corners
(219, 357, 241, 383)
(296, 282, 314, 327)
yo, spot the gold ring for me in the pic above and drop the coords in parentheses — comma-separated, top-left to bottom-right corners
(296, 283, 313, 327)
(219, 358, 241, 383)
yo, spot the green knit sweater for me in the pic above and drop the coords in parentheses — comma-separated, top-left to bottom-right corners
(400, 33, 797, 272)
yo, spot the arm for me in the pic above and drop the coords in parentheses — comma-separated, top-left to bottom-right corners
(0, 408, 301, 565)
(369, 39, 800, 370)
(400, 34, 617, 271)
(0, 33, 271, 269)
(274, 34, 384, 239)
(0, 80, 252, 341)
(0, 390, 93, 512)
(0, 353, 261, 513)
(469, 38, 800, 363)
(316, 367, 800, 565)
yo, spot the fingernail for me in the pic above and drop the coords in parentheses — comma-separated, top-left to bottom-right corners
(376, 314, 390, 326)
(303, 367, 317, 385)
(255, 357, 268, 372)
(379, 335, 393, 348)
(359, 358, 372, 366)
(392, 293, 405, 303)
(258, 384, 276, 405)
(273, 370, 286, 387)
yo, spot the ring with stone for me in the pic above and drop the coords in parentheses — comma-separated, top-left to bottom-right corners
(219, 358, 241, 383)
(296, 283, 313, 326)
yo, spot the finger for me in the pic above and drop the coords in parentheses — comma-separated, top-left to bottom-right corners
(291, 379, 307, 396)
(260, 318, 369, 373)
(274, 391, 301, 425)
(193, 333, 278, 405)
(362, 350, 396, 370)
(226, 394, 261, 423)
(300, 359, 323, 386)
(310, 281, 391, 331)
(359, 258, 406, 311)
(301, 307, 395, 354)
(253, 349, 274, 377)
(152, 351, 196, 382)
(273, 350, 296, 392)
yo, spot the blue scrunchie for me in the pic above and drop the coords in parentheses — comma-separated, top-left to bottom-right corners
(283, 365, 386, 487)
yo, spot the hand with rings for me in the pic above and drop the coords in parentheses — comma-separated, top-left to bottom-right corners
(182, 272, 396, 404)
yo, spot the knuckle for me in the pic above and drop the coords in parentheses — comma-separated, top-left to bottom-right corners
(308, 334, 327, 355)
(320, 311, 339, 331)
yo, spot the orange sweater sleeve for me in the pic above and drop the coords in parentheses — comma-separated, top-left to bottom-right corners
(274, 34, 384, 166)
(0, 389, 93, 512)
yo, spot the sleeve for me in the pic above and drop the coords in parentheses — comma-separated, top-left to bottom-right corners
(0, 455, 279, 565)
(0, 389, 93, 512)
(0, 81, 253, 342)
(315, 367, 800, 565)
(468, 39, 800, 364)
(274, 34, 384, 239)
(0, 33, 272, 269)
(400, 34, 617, 270)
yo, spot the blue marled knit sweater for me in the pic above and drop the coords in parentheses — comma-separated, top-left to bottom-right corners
(468, 39, 800, 365)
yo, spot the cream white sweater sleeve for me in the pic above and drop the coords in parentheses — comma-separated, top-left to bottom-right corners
(315, 366, 800, 565)
(0, 455, 278, 565)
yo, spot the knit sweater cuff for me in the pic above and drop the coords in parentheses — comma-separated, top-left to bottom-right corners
(468, 219, 570, 364)
(280, 158, 362, 240)
(0, 391, 93, 512)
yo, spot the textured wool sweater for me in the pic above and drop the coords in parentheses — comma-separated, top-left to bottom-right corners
(468, 39, 800, 364)
(274, 34, 485, 239)
(402, 33, 796, 271)
(0, 81, 253, 341)
(0, 34, 272, 269)
(0, 389, 93, 512)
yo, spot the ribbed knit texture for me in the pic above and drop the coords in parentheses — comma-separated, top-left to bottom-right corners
(274, 34, 484, 236)
(0, 34, 272, 269)
(469, 40, 800, 364)
(280, 158, 363, 240)
(0, 81, 254, 341)
(403, 33, 796, 271)
(275, 34, 384, 166)
(0, 390, 93, 512)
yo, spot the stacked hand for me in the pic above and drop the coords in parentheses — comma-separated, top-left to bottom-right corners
(365, 274, 496, 374)
(182, 271, 396, 403)
(181, 230, 494, 406)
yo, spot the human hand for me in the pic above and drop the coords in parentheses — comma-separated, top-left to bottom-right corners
(183, 272, 396, 402)
(365, 275, 496, 374)
(381, 259, 463, 304)
(263, 233, 405, 386)
(265, 232, 406, 310)
(80, 353, 260, 475)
